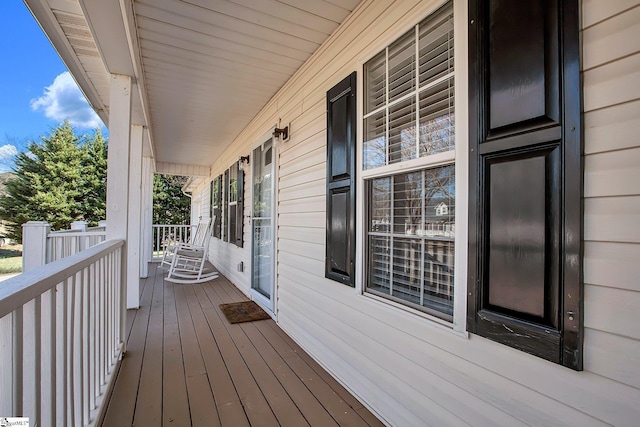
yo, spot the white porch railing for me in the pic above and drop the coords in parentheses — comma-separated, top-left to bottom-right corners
(47, 226, 107, 264)
(152, 224, 195, 260)
(24, 222, 193, 269)
(0, 239, 125, 426)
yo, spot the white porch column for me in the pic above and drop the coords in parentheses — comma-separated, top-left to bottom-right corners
(140, 156, 154, 278)
(191, 196, 200, 225)
(106, 74, 136, 308)
(127, 125, 143, 297)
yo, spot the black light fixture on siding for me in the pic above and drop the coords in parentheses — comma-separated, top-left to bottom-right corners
(272, 125, 289, 141)
(239, 155, 250, 171)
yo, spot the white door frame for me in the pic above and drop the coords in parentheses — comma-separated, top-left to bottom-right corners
(249, 129, 279, 316)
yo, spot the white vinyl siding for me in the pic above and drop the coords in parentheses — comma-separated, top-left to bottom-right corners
(201, 0, 640, 425)
(582, 0, 640, 392)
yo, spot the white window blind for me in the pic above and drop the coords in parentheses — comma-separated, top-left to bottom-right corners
(364, 2, 454, 170)
(367, 166, 455, 319)
(363, 1, 455, 320)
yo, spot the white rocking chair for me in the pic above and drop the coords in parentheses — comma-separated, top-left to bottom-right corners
(160, 218, 211, 269)
(165, 218, 219, 284)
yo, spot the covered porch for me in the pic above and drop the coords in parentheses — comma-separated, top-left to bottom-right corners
(102, 263, 382, 426)
(13, 0, 640, 425)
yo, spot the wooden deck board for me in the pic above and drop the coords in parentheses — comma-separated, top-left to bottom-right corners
(162, 322, 191, 426)
(199, 287, 280, 427)
(209, 295, 311, 426)
(134, 272, 165, 426)
(186, 373, 221, 427)
(102, 269, 155, 426)
(255, 321, 379, 426)
(100, 264, 383, 427)
(174, 284, 207, 378)
(132, 312, 163, 426)
(243, 323, 339, 427)
(188, 292, 246, 425)
(266, 321, 367, 412)
(188, 295, 243, 407)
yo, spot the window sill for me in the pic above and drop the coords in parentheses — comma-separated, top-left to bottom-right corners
(362, 290, 469, 339)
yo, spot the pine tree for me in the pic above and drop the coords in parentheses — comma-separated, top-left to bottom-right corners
(79, 129, 107, 225)
(0, 121, 107, 242)
(153, 174, 191, 225)
(0, 121, 190, 243)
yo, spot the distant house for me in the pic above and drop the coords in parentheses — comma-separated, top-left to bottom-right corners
(435, 202, 449, 216)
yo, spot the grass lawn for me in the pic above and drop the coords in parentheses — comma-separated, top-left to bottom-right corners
(0, 244, 22, 274)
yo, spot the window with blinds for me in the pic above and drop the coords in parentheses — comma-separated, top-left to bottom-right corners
(364, 2, 454, 170)
(228, 163, 238, 245)
(363, 1, 455, 321)
(211, 175, 222, 238)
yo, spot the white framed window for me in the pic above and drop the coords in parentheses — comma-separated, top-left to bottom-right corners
(210, 175, 222, 238)
(228, 163, 238, 243)
(215, 161, 244, 247)
(360, 0, 466, 325)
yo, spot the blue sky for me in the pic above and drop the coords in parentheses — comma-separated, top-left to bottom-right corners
(0, 2, 105, 172)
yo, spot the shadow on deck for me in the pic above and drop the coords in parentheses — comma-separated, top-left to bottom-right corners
(101, 263, 383, 426)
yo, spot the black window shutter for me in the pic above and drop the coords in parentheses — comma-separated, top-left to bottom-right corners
(325, 72, 357, 286)
(467, 0, 582, 369)
(236, 165, 244, 247)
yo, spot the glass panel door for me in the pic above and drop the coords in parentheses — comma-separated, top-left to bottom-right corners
(251, 139, 274, 305)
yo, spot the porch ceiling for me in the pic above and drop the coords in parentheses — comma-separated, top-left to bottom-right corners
(25, 0, 362, 169)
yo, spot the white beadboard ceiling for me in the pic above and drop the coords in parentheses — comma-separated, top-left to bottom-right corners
(25, 0, 361, 169)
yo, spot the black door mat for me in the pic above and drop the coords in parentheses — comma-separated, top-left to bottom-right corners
(219, 301, 271, 324)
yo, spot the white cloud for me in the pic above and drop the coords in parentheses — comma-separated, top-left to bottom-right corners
(0, 144, 18, 161)
(31, 71, 103, 129)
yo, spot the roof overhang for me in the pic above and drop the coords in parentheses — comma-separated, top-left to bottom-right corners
(24, 0, 362, 172)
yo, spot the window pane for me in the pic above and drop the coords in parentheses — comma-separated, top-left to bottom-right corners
(364, 51, 386, 114)
(419, 78, 455, 157)
(366, 164, 455, 320)
(229, 164, 238, 203)
(370, 177, 391, 233)
(265, 146, 272, 166)
(423, 165, 455, 235)
(418, 3, 454, 86)
(368, 235, 391, 295)
(253, 143, 272, 218)
(392, 237, 422, 305)
(212, 177, 220, 207)
(388, 30, 415, 103)
(389, 98, 416, 164)
(393, 172, 422, 235)
(363, 1, 453, 171)
(229, 204, 237, 243)
(364, 111, 387, 170)
(424, 240, 454, 316)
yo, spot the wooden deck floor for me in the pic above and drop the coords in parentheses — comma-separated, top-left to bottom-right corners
(101, 263, 384, 427)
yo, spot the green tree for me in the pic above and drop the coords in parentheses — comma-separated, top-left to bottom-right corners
(0, 121, 107, 242)
(79, 128, 107, 224)
(0, 121, 191, 243)
(153, 174, 191, 225)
